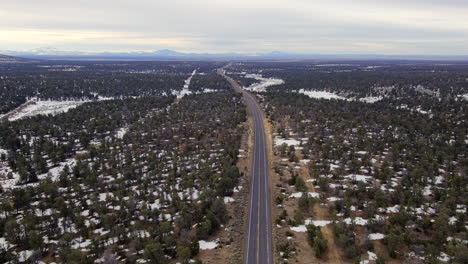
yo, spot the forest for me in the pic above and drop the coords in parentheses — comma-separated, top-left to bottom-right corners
(0, 61, 246, 263)
(0, 61, 226, 114)
(227, 61, 467, 263)
(0, 59, 466, 263)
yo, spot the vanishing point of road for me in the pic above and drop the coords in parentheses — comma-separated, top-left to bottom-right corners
(219, 68, 274, 264)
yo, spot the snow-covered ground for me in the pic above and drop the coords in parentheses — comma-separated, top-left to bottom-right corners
(290, 220, 333, 232)
(6, 95, 115, 121)
(38, 158, 76, 182)
(307, 192, 320, 198)
(224, 196, 235, 204)
(8, 99, 90, 121)
(1, 157, 77, 190)
(115, 127, 129, 139)
(343, 174, 373, 183)
(397, 104, 433, 116)
(274, 137, 301, 147)
(243, 73, 284, 92)
(290, 225, 307, 232)
(18, 250, 34, 262)
(297, 89, 384, 103)
(0, 237, 13, 250)
(305, 220, 332, 226)
(344, 217, 368, 226)
(458, 93, 468, 101)
(199, 240, 218, 250)
(289, 192, 303, 198)
(173, 70, 196, 98)
(298, 89, 347, 100)
(0, 172, 19, 190)
(359, 96, 383, 103)
(368, 233, 385, 240)
(201, 88, 217, 93)
(0, 148, 20, 189)
(360, 251, 378, 264)
(290, 217, 383, 232)
(438, 252, 451, 262)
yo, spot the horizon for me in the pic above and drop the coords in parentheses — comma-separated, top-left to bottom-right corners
(3, 48, 468, 59)
(1, 0, 468, 55)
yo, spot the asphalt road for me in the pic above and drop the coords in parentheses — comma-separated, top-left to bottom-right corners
(219, 69, 274, 264)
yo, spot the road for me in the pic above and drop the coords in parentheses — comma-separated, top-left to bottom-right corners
(219, 68, 274, 264)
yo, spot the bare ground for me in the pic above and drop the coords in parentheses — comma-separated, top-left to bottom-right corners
(199, 115, 254, 264)
(261, 111, 279, 263)
(301, 164, 348, 264)
(266, 117, 351, 264)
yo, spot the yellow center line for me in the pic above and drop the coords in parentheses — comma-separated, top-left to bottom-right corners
(223, 73, 271, 264)
(255, 102, 261, 264)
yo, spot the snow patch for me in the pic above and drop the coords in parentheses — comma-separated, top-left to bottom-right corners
(449, 216, 457, 225)
(343, 174, 372, 183)
(298, 89, 346, 100)
(290, 225, 307, 232)
(8, 99, 90, 121)
(201, 88, 217, 93)
(224, 197, 235, 204)
(368, 251, 377, 261)
(368, 233, 385, 240)
(308, 192, 320, 198)
(344, 217, 368, 226)
(18, 250, 34, 262)
(359, 96, 383, 103)
(38, 158, 76, 182)
(275, 138, 300, 147)
(99, 192, 114, 202)
(115, 127, 128, 139)
(305, 220, 332, 226)
(243, 73, 284, 92)
(173, 70, 196, 98)
(0, 237, 13, 250)
(438, 252, 451, 262)
(289, 192, 303, 198)
(199, 240, 219, 250)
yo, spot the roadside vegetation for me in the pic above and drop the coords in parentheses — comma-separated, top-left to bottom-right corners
(230, 61, 467, 263)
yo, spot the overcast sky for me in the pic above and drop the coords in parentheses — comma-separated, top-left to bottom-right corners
(1, 0, 467, 54)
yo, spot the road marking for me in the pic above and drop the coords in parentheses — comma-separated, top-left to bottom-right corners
(222, 71, 273, 264)
(259, 116, 267, 264)
(245, 107, 257, 264)
(256, 106, 261, 264)
(261, 119, 272, 264)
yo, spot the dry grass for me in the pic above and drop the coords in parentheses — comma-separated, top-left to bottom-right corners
(266, 117, 351, 264)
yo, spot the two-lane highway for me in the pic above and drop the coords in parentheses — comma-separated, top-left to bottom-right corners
(219, 69, 273, 264)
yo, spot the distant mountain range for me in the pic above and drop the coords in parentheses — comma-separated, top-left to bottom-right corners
(1, 48, 296, 60)
(1, 48, 468, 61)
(0, 54, 37, 63)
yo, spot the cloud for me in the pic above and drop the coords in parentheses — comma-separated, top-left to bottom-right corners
(0, 0, 467, 54)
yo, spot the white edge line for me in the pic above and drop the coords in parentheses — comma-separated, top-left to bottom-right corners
(245, 96, 257, 264)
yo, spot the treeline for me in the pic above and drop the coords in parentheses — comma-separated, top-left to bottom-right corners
(229, 62, 468, 99)
(0, 61, 228, 114)
(188, 72, 231, 92)
(0, 61, 225, 74)
(0, 72, 186, 113)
